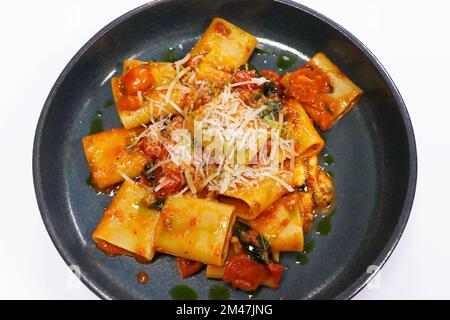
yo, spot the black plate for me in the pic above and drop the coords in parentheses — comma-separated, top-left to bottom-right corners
(33, 0, 417, 300)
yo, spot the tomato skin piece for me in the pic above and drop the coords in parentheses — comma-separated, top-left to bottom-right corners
(223, 255, 269, 291)
(267, 263, 284, 288)
(139, 136, 168, 160)
(176, 258, 204, 278)
(122, 66, 154, 96)
(288, 65, 332, 110)
(153, 162, 184, 199)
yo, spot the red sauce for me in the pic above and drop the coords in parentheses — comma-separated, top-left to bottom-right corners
(223, 255, 270, 291)
(189, 218, 198, 226)
(95, 239, 149, 264)
(215, 22, 231, 36)
(137, 271, 149, 285)
(96, 239, 129, 257)
(154, 162, 184, 198)
(232, 70, 261, 92)
(139, 136, 168, 160)
(176, 258, 204, 278)
(267, 263, 283, 288)
(118, 95, 142, 112)
(303, 104, 335, 131)
(112, 66, 155, 112)
(287, 64, 333, 112)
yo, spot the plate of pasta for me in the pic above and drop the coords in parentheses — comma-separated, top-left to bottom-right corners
(33, 0, 417, 300)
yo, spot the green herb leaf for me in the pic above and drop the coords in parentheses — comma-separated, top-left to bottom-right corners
(259, 100, 283, 120)
(233, 220, 272, 264)
(232, 220, 251, 237)
(239, 241, 268, 265)
(257, 234, 271, 251)
(262, 81, 277, 96)
(149, 199, 165, 210)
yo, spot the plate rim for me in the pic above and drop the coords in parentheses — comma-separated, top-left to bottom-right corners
(32, 0, 418, 300)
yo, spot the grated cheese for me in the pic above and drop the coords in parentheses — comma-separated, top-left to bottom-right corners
(155, 177, 171, 192)
(117, 169, 135, 184)
(230, 77, 269, 87)
(260, 172, 295, 193)
(184, 168, 197, 195)
(133, 70, 296, 194)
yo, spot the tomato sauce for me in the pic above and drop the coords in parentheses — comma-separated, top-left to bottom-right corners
(215, 22, 231, 36)
(136, 271, 149, 285)
(153, 162, 184, 198)
(267, 263, 283, 288)
(176, 258, 204, 278)
(223, 255, 269, 291)
(113, 66, 155, 112)
(287, 64, 333, 112)
(232, 70, 260, 91)
(95, 239, 149, 264)
(139, 136, 168, 160)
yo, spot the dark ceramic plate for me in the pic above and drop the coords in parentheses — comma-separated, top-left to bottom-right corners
(33, 0, 417, 300)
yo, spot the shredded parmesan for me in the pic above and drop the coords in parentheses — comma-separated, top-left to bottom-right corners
(149, 99, 155, 123)
(175, 186, 189, 197)
(260, 172, 295, 192)
(174, 53, 191, 73)
(155, 177, 171, 192)
(137, 90, 144, 107)
(117, 170, 135, 184)
(184, 168, 197, 194)
(146, 159, 171, 175)
(131, 68, 296, 194)
(158, 93, 184, 115)
(165, 66, 191, 106)
(230, 77, 269, 87)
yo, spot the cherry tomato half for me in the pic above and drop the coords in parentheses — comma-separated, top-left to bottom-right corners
(122, 66, 154, 96)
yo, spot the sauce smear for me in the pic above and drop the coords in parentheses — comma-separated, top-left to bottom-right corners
(137, 271, 149, 285)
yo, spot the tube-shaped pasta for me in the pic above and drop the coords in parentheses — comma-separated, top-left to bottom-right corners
(219, 175, 294, 221)
(190, 18, 258, 71)
(282, 53, 363, 131)
(245, 194, 304, 252)
(92, 180, 160, 262)
(205, 243, 278, 288)
(154, 196, 236, 266)
(82, 127, 147, 189)
(283, 100, 324, 159)
(112, 61, 184, 129)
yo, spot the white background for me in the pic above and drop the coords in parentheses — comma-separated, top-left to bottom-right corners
(0, 0, 448, 300)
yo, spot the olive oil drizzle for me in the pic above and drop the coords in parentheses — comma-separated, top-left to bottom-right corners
(276, 51, 297, 70)
(295, 239, 316, 265)
(208, 285, 230, 300)
(316, 208, 336, 236)
(89, 99, 114, 135)
(170, 285, 198, 300)
(161, 46, 180, 63)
